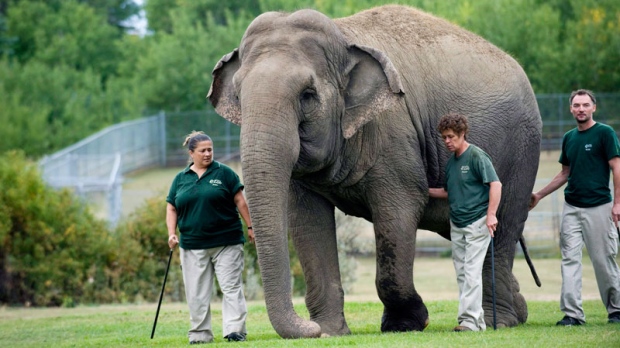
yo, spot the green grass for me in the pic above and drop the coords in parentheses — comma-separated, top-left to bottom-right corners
(1, 300, 618, 347)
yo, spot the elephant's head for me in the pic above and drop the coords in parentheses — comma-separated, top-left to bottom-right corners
(208, 9, 403, 338)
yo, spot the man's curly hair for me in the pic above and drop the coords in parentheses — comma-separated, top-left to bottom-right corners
(437, 112, 469, 137)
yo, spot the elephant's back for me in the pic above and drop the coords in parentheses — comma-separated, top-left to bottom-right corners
(335, 5, 541, 140)
(336, 5, 541, 196)
(334, 5, 536, 108)
(335, 5, 507, 61)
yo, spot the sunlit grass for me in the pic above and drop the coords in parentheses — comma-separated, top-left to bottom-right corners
(1, 300, 618, 347)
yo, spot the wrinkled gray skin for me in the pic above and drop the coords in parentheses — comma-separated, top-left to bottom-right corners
(208, 5, 541, 338)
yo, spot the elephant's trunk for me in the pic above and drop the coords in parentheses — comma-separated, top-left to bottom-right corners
(240, 110, 322, 338)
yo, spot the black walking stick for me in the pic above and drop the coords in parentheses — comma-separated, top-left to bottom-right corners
(491, 237, 497, 330)
(151, 248, 174, 339)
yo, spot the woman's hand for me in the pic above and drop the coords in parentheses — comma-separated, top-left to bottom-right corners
(168, 234, 179, 249)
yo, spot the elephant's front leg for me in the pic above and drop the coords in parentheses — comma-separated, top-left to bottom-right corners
(288, 181, 351, 336)
(373, 206, 429, 332)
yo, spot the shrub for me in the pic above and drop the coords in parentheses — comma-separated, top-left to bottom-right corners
(0, 151, 113, 306)
(112, 195, 185, 303)
(113, 194, 263, 302)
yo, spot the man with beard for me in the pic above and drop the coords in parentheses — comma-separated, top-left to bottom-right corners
(530, 89, 620, 326)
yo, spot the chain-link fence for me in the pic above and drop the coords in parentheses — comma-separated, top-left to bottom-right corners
(39, 93, 619, 239)
(538, 93, 620, 150)
(39, 108, 239, 226)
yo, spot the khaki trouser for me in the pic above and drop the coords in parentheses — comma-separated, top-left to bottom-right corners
(180, 244, 247, 343)
(451, 215, 490, 331)
(560, 202, 620, 322)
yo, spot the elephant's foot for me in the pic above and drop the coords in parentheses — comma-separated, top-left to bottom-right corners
(484, 312, 517, 329)
(313, 317, 351, 337)
(380, 304, 429, 332)
(513, 291, 528, 323)
(483, 291, 527, 328)
(271, 314, 322, 339)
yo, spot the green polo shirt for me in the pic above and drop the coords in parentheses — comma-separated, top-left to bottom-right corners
(560, 122, 620, 208)
(444, 144, 500, 228)
(166, 161, 245, 249)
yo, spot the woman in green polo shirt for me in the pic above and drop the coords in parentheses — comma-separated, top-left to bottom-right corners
(166, 131, 254, 344)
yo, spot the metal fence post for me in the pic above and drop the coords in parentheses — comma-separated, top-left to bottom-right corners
(225, 120, 231, 158)
(557, 94, 564, 137)
(159, 111, 167, 167)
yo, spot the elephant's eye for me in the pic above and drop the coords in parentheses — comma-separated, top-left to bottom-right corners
(300, 88, 318, 113)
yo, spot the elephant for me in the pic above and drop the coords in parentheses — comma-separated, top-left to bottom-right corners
(208, 5, 542, 338)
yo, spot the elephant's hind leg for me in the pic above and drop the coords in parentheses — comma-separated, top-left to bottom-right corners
(482, 227, 527, 328)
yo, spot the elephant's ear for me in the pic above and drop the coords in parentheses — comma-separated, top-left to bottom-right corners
(207, 48, 242, 125)
(342, 44, 404, 139)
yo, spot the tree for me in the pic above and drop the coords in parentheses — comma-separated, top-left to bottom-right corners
(133, 9, 254, 112)
(145, 0, 262, 34)
(6, 1, 122, 81)
(0, 14, 15, 59)
(1, 0, 139, 32)
(560, 0, 620, 91)
(446, 0, 564, 93)
(0, 0, 143, 156)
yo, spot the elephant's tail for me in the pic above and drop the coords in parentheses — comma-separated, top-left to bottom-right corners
(519, 235, 542, 287)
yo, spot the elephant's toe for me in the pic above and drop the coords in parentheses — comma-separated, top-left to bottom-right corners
(513, 291, 528, 323)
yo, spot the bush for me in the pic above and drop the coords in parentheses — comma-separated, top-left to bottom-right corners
(112, 195, 185, 303)
(0, 153, 366, 306)
(113, 194, 263, 302)
(0, 151, 113, 306)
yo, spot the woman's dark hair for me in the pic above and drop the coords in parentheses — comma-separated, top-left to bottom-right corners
(183, 131, 212, 151)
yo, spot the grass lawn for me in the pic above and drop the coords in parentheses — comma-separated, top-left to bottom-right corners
(1, 300, 618, 347)
(2, 256, 619, 347)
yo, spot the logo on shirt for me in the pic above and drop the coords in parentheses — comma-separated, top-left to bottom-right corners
(585, 144, 592, 151)
(209, 179, 222, 186)
(460, 165, 470, 174)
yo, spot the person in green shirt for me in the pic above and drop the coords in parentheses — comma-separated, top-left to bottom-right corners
(166, 131, 254, 344)
(429, 113, 502, 332)
(530, 89, 620, 326)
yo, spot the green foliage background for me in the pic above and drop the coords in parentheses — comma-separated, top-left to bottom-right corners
(1, 0, 619, 157)
(0, 151, 190, 306)
(0, 151, 114, 306)
(1, 0, 619, 306)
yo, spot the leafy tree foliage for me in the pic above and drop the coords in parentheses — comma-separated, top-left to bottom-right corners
(1, 0, 619, 155)
(6, 1, 121, 79)
(0, 14, 15, 58)
(0, 0, 139, 31)
(130, 8, 254, 111)
(560, 0, 620, 91)
(145, 0, 261, 34)
(1, 1, 142, 155)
